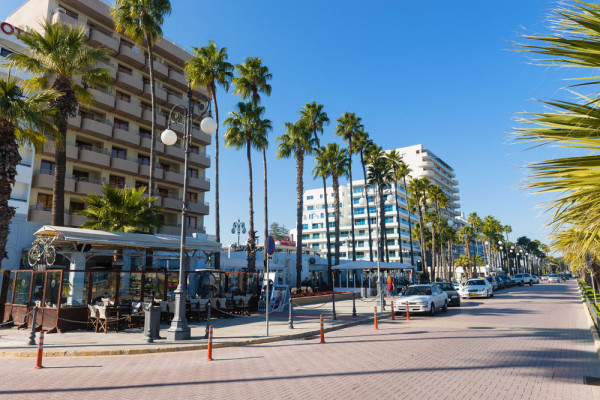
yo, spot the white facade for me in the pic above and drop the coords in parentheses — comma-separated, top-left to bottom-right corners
(393, 144, 460, 216)
(290, 179, 422, 264)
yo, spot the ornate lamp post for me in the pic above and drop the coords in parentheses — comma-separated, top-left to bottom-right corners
(161, 86, 217, 341)
(231, 219, 246, 246)
(498, 241, 505, 273)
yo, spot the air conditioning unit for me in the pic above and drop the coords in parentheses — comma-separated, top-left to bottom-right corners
(309, 257, 316, 264)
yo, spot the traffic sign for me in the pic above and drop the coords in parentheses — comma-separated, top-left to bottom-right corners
(266, 236, 276, 255)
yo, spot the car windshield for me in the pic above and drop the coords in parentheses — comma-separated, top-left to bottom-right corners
(550, 274, 558, 277)
(436, 283, 454, 291)
(466, 280, 486, 286)
(404, 286, 432, 296)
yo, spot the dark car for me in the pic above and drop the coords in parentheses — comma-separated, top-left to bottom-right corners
(494, 276, 504, 289)
(498, 275, 513, 287)
(434, 282, 461, 307)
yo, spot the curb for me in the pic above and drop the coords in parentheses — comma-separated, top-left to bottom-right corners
(0, 313, 390, 358)
(578, 284, 600, 363)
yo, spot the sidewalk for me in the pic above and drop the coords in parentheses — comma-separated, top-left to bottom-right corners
(0, 296, 394, 358)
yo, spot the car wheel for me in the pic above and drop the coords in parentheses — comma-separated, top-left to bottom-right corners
(490, 291, 494, 298)
(430, 303, 436, 316)
(443, 301, 448, 312)
(530, 281, 533, 286)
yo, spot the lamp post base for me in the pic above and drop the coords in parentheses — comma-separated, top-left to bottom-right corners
(166, 288, 190, 340)
(166, 324, 191, 341)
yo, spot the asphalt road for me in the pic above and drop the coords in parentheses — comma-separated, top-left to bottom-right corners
(1, 280, 599, 400)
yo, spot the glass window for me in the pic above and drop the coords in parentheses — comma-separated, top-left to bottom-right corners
(72, 169, 89, 181)
(91, 272, 117, 304)
(5, 272, 15, 304)
(69, 202, 85, 214)
(307, 195, 313, 200)
(36, 194, 52, 211)
(188, 216, 197, 228)
(187, 192, 198, 203)
(40, 160, 55, 175)
(13, 271, 32, 305)
(139, 127, 151, 138)
(44, 271, 61, 307)
(138, 155, 150, 165)
(111, 147, 126, 159)
(109, 175, 125, 188)
(302, 224, 308, 229)
(188, 168, 199, 178)
(119, 272, 142, 303)
(114, 118, 129, 130)
(144, 272, 165, 300)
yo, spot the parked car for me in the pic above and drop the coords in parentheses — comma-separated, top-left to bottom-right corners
(531, 275, 539, 284)
(548, 274, 561, 283)
(498, 275, 513, 287)
(512, 273, 532, 286)
(395, 284, 448, 315)
(434, 282, 461, 307)
(494, 276, 504, 289)
(460, 278, 493, 299)
(452, 281, 460, 291)
(484, 276, 498, 291)
(541, 275, 549, 281)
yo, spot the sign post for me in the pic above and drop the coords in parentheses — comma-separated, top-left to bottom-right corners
(266, 236, 276, 337)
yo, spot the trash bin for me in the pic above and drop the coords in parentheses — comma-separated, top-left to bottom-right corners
(143, 304, 162, 340)
(360, 287, 367, 298)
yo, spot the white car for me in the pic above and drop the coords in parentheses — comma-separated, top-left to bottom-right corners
(531, 275, 539, 284)
(461, 278, 493, 299)
(395, 284, 448, 316)
(548, 274, 561, 283)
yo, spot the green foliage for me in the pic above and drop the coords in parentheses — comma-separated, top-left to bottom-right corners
(186, 40, 234, 96)
(111, 0, 171, 45)
(269, 222, 290, 240)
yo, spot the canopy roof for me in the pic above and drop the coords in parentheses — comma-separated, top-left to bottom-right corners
(332, 260, 416, 270)
(34, 225, 222, 253)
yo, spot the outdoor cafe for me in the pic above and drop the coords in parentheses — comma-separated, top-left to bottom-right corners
(332, 260, 416, 296)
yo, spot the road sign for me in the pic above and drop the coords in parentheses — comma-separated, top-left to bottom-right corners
(266, 236, 276, 255)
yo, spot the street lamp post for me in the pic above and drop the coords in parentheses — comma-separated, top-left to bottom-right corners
(231, 218, 247, 246)
(498, 241, 505, 273)
(161, 86, 217, 341)
(510, 246, 515, 274)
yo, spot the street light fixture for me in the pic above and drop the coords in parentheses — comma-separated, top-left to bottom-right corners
(161, 86, 217, 341)
(231, 218, 247, 246)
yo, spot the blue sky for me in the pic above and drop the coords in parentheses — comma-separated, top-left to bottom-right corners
(3, 0, 576, 248)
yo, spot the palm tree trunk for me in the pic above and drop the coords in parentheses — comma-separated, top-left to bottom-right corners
(333, 174, 341, 265)
(322, 176, 332, 276)
(403, 177, 415, 266)
(393, 182, 403, 264)
(0, 120, 19, 261)
(417, 199, 427, 279)
(246, 139, 255, 271)
(262, 147, 268, 272)
(378, 186, 386, 262)
(211, 84, 221, 270)
(348, 145, 356, 261)
(145, 37, 158, 269)
(360, 153, 373, 262)
(431, 225, 436, 282)
(295, 149, 304, 288)
(52, 116, 67, 227)
(464, 238, 471, 279)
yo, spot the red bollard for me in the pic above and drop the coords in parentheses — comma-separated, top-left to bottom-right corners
(320, 314, 325, 344)
(406, 300, 410, 321)
(206, 325, 213, 361)
(391, 300, 395, 320)
(34, 330, 44, 369)
(374, 306, 379, 330)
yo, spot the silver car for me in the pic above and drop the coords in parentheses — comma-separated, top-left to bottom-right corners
(395, 284, 449, 315)
(548, 274, 561, 283)
(461, 278, 493, 299)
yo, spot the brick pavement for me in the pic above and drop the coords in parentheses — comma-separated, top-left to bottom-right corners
(0, 280, 599, 399)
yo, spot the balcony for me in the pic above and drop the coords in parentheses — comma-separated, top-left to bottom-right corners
(110, 156, 138, 174)
(188, 176, 210, 191)
(116, 71, 143, 94)
(166, 69, 187, 90)
(116, 44, 145, 69)
(75, 178, 104, 196)
(189, 151, 210, 168)
(140, 109, 166, 127)
(68, 115, 81, 130)
(51, 9, 88, 36)
(142, 83, 167, 104)
(80, 117, 112, 139)
(65, 0, 112, 27)
(138, 164, 163, 180)
(164, 144, 184, 161)
(140, 135, 164, 154)
(166, 92, 184, 108)
(191, 126, 211, 145)
(69, 214, 88, 227)
(87, 29, 119, 54)
(114, 98, 142, 120)
(28, 207, 52, 224)
(78, 147, 110, 168)
(162, 196, 182, 211)
(162, 170, 184, 185)
(154, 38, 190, 67)
(188, 201, 209, 215)
(97, 61, 117, 81)
(32, 172, 76, 193)
(89, 88, 115, 111)
(147, 59, 168, 80)
(159, 225, 181, 236)
(42, 142, 78, 161)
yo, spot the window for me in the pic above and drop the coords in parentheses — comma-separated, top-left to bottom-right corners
(302, 235, 309, 240)
(135, 181, 147, 190)
(307, 195, 313, 200)
(312, 244, 320, 249)
(111, 147, 126, 159)
(160, 162, 171, 172)
(188, 168, 198, 179)
(312, 223, 320, 229)
(114, 118, 129, 130)
(69, 202, 85, 214)
(0, 48, 15, 57)
(312, 233, 320, 239)
(302, 224, 308, 230)
(72, 170, 89, 182)
(138, 155, 150, 165)
(75, 139, 93, 151)
(187, 192, 198, 203)
(36, 193, 52, 211)
(385, 216, 394, 223)
(158, 188, 169, 198)
(190, 145, 199, 154)
(369, 206, 376, 214)
(355, 207, 365, 215)
(353, 198, 360, 204)
(328, 222, 335, 228)
(307, 206, 314, 211)
(40, 160, 55, 175)
(139, 127, 151, 138)
(116, 91, 131, 102)
(320, 194, 323, 198)
(109, 175, 125, 188)
(384, 204, 393, 212)
(354, 186, 363, 193)
(141, 102, 151, 111)
(187, 216, 197, 228)
(118, 64, 132, 75)
(355, 218, 365, 226)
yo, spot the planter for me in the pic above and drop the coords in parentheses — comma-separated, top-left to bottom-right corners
(291, 292, 354, 306)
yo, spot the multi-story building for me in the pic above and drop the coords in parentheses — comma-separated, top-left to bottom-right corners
(2, 0, 212, 267)
(393, 144, 460, 216)
(290, 179, 422, 264)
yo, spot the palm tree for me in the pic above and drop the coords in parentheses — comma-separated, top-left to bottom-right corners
(78, 183, 162, 266)
(458, 225, 475, 279)
(233, 57, 272, 271)
(186, 41, 233, 269)
(428, 185, 448, 280)
(276, 119, 315, 288)
(314, 143, 349, 268)
(111, 0, 171, 202)
(407, 177, 431, 278)
(223, 102, 271, 271)
(396, 160, 414, 266)
(334, 112, 363, 260)
(503, 225, 512, 243)
(386, 150, 406, 264)
(367, 150, 394, 262)
(468, 212, 483, 271)
(8, 21, 111, 226)
(353, 129, 374, 261)
(0, 76, 55, 261)
(299, 102, 331, 269)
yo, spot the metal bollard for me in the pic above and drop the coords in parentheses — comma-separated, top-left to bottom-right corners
(288, 298, 294, 329)
(206, 325, 213, 361)
(332, 294, 337, 321)
(320, 314, 325, 344)
(406, 300, 410, 321)
(34, 330, 45, 369)
(391, 300, 395, 320)
(204, 301, 211, 339)
(146, 315, 154, 343)
(374, 306, 378, 330)
(28, 306, 38, 346)
(352, 292, 357, 317)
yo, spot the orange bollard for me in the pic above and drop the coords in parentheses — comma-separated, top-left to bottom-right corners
(406, 300, 410, 321)
(391, 300, 395, 320)
(320, 314, 325, 344)
(34, 330, 44, 369)
(374, 306, 379, 330)
(206, 325, 213, 361)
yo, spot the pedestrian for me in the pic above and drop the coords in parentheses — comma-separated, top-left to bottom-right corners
(386, 275, 395, 296)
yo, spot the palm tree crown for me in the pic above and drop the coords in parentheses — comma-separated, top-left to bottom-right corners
(111, 0, 171, 44)
(233, 57, 272, 105)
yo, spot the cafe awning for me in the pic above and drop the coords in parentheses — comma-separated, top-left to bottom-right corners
(33, 225, 222, 253)
(332, 260, 415, 270)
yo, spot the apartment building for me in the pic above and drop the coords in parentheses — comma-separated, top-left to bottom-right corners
(290, 180, 422, 264)
(6, 0, 212, 238)
(393, 144, 460, 216)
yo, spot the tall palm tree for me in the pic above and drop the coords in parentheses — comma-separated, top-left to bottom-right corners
(299, 102, 331, 268)
(78, 183, 162, 266)
(468, 212, 483, 271)
(386, 150, 406, 264)
(223, 102, 271, 271)
(334, 112, 363, 261)
(111, 0, 171, 202)
(407, 177, 431, 278)
(9, 21, 111, 226)
(314, 143, 349, 268)
(428, 185, 448, 280)
(0, 76, 55, 261)
(276, 119, 315, 288)
(233, 57, 272, 271)
(367, 149, 394, 262)
(396, 160, 414, 266)
(353, 129, 374, 261)
(458, 225, 475, 279)
(503, 224, 512, 243)
(186, 41, 233, 269)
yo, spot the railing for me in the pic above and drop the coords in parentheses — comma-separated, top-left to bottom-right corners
(30, 205, 52, 212)
(579, 280, 600, 331)
(76, 144, 108, 155)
